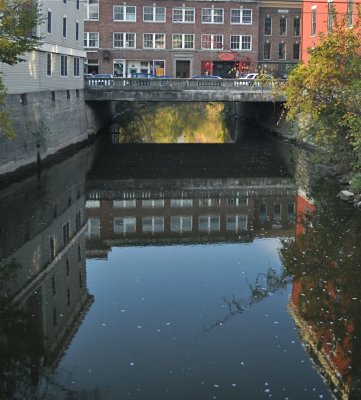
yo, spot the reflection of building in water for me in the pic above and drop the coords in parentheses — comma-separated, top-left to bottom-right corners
(85, 177, 297, 258)
(285, 191, 360, 400)
(0, 147, 94, 393)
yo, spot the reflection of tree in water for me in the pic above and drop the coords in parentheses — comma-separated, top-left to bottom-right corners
(279, 179, 361, 399)
(114, 102, 231, 143)
(205, 267, 290, 333)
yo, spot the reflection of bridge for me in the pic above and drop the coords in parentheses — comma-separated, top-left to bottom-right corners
(84, 77, 285, 102)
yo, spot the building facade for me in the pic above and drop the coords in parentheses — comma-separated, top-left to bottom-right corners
(84, 0, 301, 78)
(258, 0, 302, 77)
(0, 0, 86, 94)
(301, 0, 361, 62)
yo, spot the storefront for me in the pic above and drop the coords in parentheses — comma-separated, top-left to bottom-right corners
(113, 59, 165, 77)
(201, 54, 251, 78)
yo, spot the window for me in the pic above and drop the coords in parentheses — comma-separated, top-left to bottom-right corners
(230, 9, 252, 24)
(199, 198, 221, 207)
(63, 222, 70, 245)
(77, 245, 81, 262)
(114, 217, 136, 233)
(143, 33, 165, 49)
(293, 43, 300, 59)
(199, 215, 220, 232)
(274, 204, 281, 220)
(61, 55, 68, 76)
(226, 215, 247, 232)
(67, 289, 71, 307)
(46, 53, 52, 76)
(113, 5, 136, 21)
(63, 0, 67, 4)
(143, 6, 165, 22)
(259, 204, 267, 221)
(172, 7, 195, 23)
(230, 35, 252, 51)
(278, 43, 286, 59)
(76, 0, 80, 10)
(172, 34, 194, 49)
(85, 0, 99, 20)
(142, 199, 164, 208)
(75, 21, 79, 41)
(311, 7, 317, 36)
(347, 0, 354, 26)
(227, 197, 247, 206)
(66, 258, 70, 276)
(47, 10, 52, 34)
(264, 16, 272, 35)
(142, 217, 164, 233)
(327, 1, 335, 32)
(66, 90, 70, 99)
(87, 218, 100, 238)
(171, 216, 192, 232)
(113, 199, 136, 208)
(84, 32, 99, 48)
(74, 57, 80, 76)
(293, 17, 300, 36)
(49, 236, 55, 260)
(263, 42, 271, 59)
(62, 16, 67, 38)
(113, 32, 136, 48)
(171, 199, 193, 207)
(51, 275, 56, 295)
(202, 8, 224, 24)
(201, 34, 223, 50)
(279, 16, 287, 35)
(79, 272, 83, 288)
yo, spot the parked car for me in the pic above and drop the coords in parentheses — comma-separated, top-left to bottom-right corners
(238, 73, 274, 86)
(192, 75, 222, 79)
(130, 72, 156, 78)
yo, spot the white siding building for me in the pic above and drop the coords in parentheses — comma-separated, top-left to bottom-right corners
(0, 0, 86, 94)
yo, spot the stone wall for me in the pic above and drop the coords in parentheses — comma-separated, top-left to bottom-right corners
(0, 90, 112, 178)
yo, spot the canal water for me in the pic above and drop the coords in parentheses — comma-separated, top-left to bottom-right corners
(1, 104, 361, 400)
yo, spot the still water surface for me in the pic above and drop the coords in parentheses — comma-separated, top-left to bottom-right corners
(1, 123, 361, 399)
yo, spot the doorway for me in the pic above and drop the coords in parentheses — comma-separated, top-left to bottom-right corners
(176, 60, 190, 78)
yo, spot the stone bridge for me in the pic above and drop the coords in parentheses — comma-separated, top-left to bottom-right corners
(84, 77, 286, 102)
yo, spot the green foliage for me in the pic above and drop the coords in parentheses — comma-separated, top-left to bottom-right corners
(0, 0, 41, 138)
(0, 0, 41, 65)
(283, 8, 361, 172)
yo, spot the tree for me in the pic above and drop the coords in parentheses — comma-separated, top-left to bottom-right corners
(0, 0, 41, 137)
(282, 8, 361, 175)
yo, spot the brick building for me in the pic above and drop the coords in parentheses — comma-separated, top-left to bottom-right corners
(84, 0, 301, 78)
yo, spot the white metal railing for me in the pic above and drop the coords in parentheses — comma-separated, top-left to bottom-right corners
(84, 77, 285, 91)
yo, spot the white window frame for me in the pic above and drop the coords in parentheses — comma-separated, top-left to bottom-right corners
(226, 215, 248, 232)
(172, 34, 195, 49)
(201, 34, 223, 50)
(230, 35, 252, 51)
(84, 32, 99, 48)
(201, 8, 224, 24)
(170, 216, 193, 232)
(142, 199, 165, 208)
(143, 33, 166, 49)
(143, 6, 166, 22)
(172, 7, 195, 23)
(279, 16, 287, 36)
(85, 0, 99, 21)
(142, 216, 164, 233)
(87, 218, 100, 238)
(170, 199, 193, 207)
(113, 5, 136, 22)
(113, 32, 136, 48)
(114, 217, 137, 234)
(198, 215, 220, 232)
(230, 9, 252, 24)
(113, 199, 136, 208)
(60, 55, 68, 77)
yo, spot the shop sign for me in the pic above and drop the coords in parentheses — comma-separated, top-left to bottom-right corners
(218, 53, 235, 61)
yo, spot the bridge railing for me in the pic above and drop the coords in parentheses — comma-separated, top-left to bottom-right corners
(84, 77, 285, 91)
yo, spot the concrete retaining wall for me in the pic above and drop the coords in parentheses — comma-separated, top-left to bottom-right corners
(0, 90, 112, 178)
